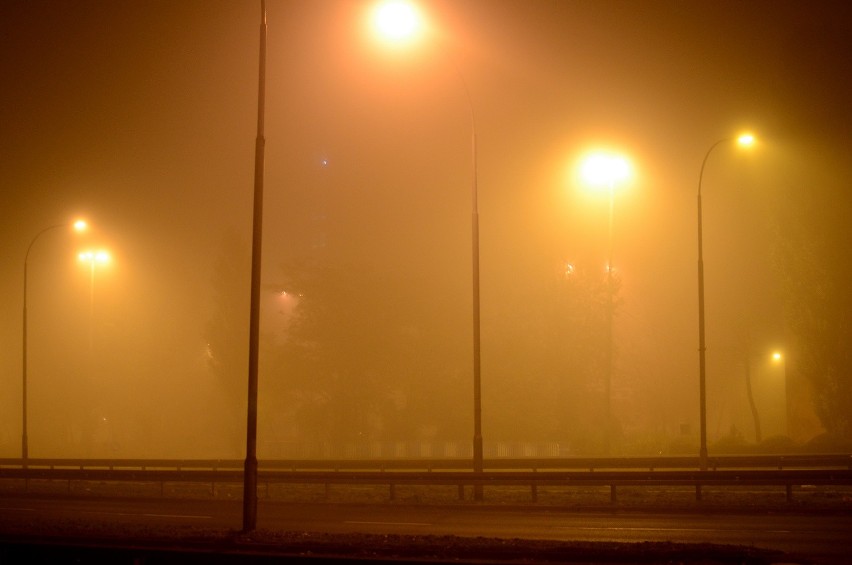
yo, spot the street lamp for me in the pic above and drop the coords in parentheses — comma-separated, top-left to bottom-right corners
(22, 219, 88, 464)
(243, 0, 267, 533)
(579, 152, 631, 455)
(78, 249, 111, 350)
(371, 1, 484, 494)
(696, 133, 755, 470)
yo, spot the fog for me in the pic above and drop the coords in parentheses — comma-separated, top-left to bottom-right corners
(2, 0, 850, 459)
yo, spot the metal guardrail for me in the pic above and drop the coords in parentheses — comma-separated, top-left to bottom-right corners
(1, 454, 850, 471)
(2, 466, 852, 503)
(1, 454, 851, 504)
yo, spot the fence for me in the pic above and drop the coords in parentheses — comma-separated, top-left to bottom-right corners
(1, 454, 851, 504)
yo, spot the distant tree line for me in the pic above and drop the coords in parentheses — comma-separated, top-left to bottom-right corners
(203, 235, 619, 454)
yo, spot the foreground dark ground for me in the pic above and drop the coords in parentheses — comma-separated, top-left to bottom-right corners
(3, 481, 852, 563)
(0, 532, 796, 564)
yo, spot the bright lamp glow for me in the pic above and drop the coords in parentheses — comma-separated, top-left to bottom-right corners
(737, 133, 756, 147)
(772, 351, 783, 362)
(372, 1, 421, 42)
(580, 153, 631, 187)
(73, 219, 88, 232)
(79, 249, 110, 264)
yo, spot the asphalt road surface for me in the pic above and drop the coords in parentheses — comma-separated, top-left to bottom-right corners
(1, 495, 850, 563)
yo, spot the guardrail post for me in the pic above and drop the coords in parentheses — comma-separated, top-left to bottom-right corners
(786, 483, 792, 502)
(695, 484, 702, 501)
(610, 485, 617, 504)
(389, 483, 396, 501)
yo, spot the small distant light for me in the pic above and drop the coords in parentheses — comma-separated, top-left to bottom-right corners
(564, 262, 575, 276)
(321, 159, 329, 167)
(73, 220, 88, 232)
(772, 351, 783, 362)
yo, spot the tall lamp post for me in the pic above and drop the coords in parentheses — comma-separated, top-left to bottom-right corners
(696, 133, 754, 470)
(22, 219, 87, 465)
(371, 1, 483, 495)
(580, 152, 630, 455)
(243, 0, 267, 533)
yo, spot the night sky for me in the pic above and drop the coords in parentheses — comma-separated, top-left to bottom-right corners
(2, 0, 850, 458)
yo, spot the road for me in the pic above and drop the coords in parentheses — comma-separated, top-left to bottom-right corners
(1, 495, 850, 563)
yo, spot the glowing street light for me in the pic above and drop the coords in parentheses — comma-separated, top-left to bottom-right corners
(579, 151, 631, 455)
(371, 0, 423, 43)
(78, 249, 110, 264)
(738, 133, 756, 147)
(22, 219, 88, 464)
(371, 0, 485, 494)
(696, 132, 756, 470)
(580, 153, 631, 188)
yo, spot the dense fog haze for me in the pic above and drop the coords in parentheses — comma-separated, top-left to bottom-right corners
(1, 0, 850, 459)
